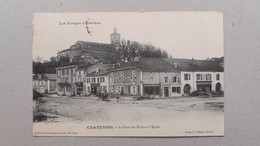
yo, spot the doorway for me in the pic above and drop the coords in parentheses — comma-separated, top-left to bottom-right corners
(164, 87, 169, 97)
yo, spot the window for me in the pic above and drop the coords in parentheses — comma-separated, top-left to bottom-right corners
(57, 70, 60, 76)
(149, 75, 154, 84)
(132, 86, 136, 94)
(206, 74, 211, 81)
(97, 77, 100, 83)
(177, 87, 180, 93)
(165, 76, 169, 83)
(87, 78, 90, 83)
(120, 77, 124, 84)
(172, 87, 181, 93)
(172, 87, 176, 92)
(173, 76, 180, 83)
(62, 69, 65, 76)
(69, 69, 71, 75)
(196, 74, 202, 80)
(132, 70, 135, 74)
(73, 68, 75, 74)
(184, 73, 190, 80)
(132, 75, 136, 84)
(216, 74, 220, 80)
(42, 81, 45, 85)
(39, 81, 42, 85)
(101, 77, 105, 83)
(115, 77, 120, 84)
(92, 78, 96, 83)
(65, 69, 67, 75)
(67, 69, 69, 75)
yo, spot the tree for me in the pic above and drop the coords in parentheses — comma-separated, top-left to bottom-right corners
(117, 40, 170, 62)
(34, 55, 43, 63)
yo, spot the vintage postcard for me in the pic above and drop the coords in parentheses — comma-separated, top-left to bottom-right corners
(32, 12, 224, 137)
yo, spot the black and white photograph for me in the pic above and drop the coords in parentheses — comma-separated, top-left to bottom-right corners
(32, 12, 224, 136)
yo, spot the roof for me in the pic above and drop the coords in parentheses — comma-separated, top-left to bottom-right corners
(58, 48, 70, 53)
(76, 41, 114, 47)
(163, 58, 224, 72)
(57, 41, 115, 55)
(33, 89, 44, 100)
(110, 58, 180, 72)
(33, 74, 57, 80)
(87, 70, 108, 77)
(84, 63, 115, 77)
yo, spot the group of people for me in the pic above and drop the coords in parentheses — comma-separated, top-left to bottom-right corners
(99, 90, 120, 102)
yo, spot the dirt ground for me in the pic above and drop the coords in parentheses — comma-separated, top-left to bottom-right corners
(35, 95, 224, 124)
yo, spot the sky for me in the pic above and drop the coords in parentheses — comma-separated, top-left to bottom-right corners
(33, 12, 223, 61)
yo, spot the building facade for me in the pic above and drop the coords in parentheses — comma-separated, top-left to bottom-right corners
(107, 58, 182, 97)
(33, 74, 57, 94)
(56, 65, 77, 96)
(181, 71, 224, 95)
(57, 28, 120, 63)
(82, 63, 114, 95)
(163, 58, 224, 95)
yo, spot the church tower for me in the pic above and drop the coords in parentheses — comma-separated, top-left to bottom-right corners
(110, 27, 120, 45)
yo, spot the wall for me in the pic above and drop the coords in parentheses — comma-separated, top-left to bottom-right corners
(108, 68, 141, 96)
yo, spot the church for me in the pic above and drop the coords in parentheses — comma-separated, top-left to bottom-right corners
(57, 28, 121, 64)
(55, 28, 121, 96)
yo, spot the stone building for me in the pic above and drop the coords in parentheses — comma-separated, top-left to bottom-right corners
(163, 58, 224, 95)
(76, 63, 114, 95)
(33, 74, 56, 93)
(107, 58, 181, 97)
(57, 28, 120, 64)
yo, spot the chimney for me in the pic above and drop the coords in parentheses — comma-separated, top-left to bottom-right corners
(96, 68, 99, 73)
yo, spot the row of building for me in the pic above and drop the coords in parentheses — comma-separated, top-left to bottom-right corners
(33, 28, 224, 97)
(52, 57, 224, 97)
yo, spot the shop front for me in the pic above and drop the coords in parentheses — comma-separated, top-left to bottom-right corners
(196, 81, 212, 92)
(143, 84, 160, 96)
(91, 83, 100, 95)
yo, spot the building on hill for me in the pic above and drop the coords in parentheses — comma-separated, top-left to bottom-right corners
(163, 58, 224, 95)
(57, 28, 120, 64)
(107, 58, 182, 97)
(33, 74, 57, 93)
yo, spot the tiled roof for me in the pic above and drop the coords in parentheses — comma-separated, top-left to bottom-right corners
(33, 74, 56, 80)
(85, 63, 114, 77)
(87, 70, 108, 77)
(163, 58, 224, 72)
(111, 58, 180, 72)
